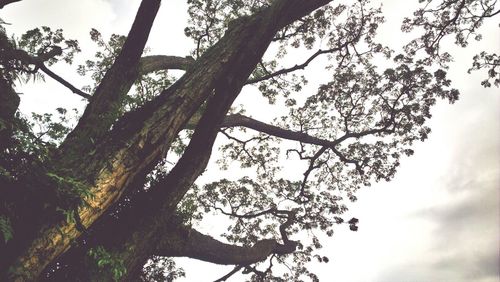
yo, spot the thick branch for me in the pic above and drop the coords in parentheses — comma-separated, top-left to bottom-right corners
(221, 113, 396, 175)
(0, 0, 20, 8)
(58, 0, 161, 162)
(222, 113, 393, 148)
(158, 225, 295, 266)
(139, 55, 195, 74)
(222, 113, 335, 146)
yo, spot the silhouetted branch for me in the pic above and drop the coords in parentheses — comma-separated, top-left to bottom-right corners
(38, 64, 91, 99)
(0, 0, 21, 9)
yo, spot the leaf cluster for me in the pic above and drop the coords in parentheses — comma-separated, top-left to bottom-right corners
(87, 246, 127, 281)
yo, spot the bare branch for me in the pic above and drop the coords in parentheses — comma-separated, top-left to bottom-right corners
(5, 43, 90, 99)
(38, 64, 91, 99)
(246, 47, 342, 84)
(222, 113, 393, 148)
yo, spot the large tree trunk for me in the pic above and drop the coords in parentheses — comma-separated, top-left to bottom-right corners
(2, 0, 332, 280)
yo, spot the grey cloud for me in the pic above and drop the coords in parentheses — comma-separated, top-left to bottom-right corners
(433, 249, 500, 281)
(405, 168, 499, 282)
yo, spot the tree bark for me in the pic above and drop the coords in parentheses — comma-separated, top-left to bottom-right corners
(6, 0, 333, 280)
(139, 55, 195, 74)
(57, 0, 162, 167)
(0, 79, 19, 150)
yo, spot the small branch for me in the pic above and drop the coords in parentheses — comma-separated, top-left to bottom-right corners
(246, 47, 343, 85)
(246, 6, 368, 85)
(213, 265, 244, 282)
(212, 205, 277, 219)
(330, 147, 363, 174)
(8, 45, 91, 99)
(295, 146, 328, 202)
(38, 64, 91, 99)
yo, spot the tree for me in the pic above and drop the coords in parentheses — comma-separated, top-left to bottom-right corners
(0, 0, 498, 281)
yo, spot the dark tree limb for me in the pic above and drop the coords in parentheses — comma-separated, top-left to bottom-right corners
(58, 0, 162, 162)
(214, 265, 244, 282)
(221, 113, 393, 148)
(37, 64, 91, 99)
(1, 38, 91, 99)
(139, 55, 195, 74)
(0, 0, 20, 9)
(156, 224, 294, 265)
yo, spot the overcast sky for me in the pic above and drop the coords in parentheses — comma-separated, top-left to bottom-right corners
(1, 1, 499, 281)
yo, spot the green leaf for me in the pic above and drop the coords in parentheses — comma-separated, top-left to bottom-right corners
(0, 215, 13, 243)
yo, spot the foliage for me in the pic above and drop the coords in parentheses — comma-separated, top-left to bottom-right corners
(176, 186, 203, 226)
(77, 29, 174, 111)
(0, 215, 13, 243)
(0, 107, 77, 181)
(18, 26, 80, 65)
(0, 24, 80, 85)
(77, 29, 126, 91)
(468, 51, 499, 87)
(0, 23, 23, 84)
(87, 246, 127, 281)
(402, 0, 498, 62)
(140, 256, 185, 282)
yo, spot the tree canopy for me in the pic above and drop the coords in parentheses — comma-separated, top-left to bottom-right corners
(0, 0, 498, 281)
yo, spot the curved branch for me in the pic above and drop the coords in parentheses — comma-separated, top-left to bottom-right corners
(0, 0, 20, 9)
(159, 229, 279, 265)
(139, 55, 195, 74)
(26, 55, 194, 101)
(156, 217, 298, 266)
